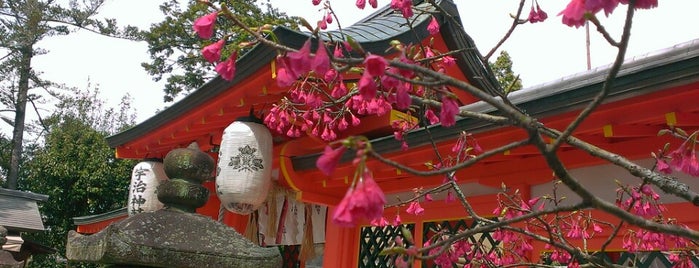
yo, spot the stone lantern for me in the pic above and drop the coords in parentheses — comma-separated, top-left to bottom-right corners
(66, 143, 281, 267)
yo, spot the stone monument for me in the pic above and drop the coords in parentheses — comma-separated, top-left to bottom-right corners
(66, 144, 281, 267)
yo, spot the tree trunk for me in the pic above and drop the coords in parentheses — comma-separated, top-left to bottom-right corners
(7, 47, 32, 189)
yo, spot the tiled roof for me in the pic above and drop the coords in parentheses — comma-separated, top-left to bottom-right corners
(0, 188, 48, 232)
(106, 0, 499, 149)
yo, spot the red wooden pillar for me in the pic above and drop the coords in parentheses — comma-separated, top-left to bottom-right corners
(223, 211, 249, 234)
(323, 206, 360, 268)
(412, 219, 424, 268)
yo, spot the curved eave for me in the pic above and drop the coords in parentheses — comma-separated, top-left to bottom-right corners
(73, 207, 128, 225)
(105, 41, 277, 150)
(106, 0, 497, 157)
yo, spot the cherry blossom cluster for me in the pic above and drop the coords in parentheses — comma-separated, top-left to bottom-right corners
(616, 184, 664, 218)
(263, 35, 461, 143)
(655, 130, 699, 176)
(527, 0, 548, 23)
(316, 137, 388, 226)
(332, 167, 386, 227)
(193, 11, 238, 81)
(559, 0, 659, 28)
(490, 186, 612, 267)
(423, 234, 473, 267)
(616, 184, 696, 254)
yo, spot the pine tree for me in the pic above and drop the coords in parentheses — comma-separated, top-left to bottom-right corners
(489, 50, 523, 94)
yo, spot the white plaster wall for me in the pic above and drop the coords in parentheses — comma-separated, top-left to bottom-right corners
(531, 158, 699, 205)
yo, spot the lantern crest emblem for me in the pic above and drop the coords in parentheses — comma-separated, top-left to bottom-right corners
(228, 145, 264, 172)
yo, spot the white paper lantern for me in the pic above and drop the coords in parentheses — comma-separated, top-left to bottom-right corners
(128, 161, 169, 215)
(216, 121, 273, 214)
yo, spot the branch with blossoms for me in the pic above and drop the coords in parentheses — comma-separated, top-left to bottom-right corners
(187, 0, 699, 266)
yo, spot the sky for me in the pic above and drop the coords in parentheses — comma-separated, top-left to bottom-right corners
(22, 0, 699, 134)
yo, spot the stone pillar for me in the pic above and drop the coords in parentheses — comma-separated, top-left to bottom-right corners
(158, 143, 215, 213)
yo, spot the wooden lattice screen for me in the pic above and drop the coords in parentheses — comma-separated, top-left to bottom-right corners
(422, 218, 500, 268)
(358, 224, 416, 268)
(276, 245, 301, 268)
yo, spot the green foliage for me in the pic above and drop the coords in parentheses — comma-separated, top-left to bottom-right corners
(142, 0, 297, 102)
(0, 0, 141, 190)
(18, 88, 136, 268)
(489, 50, 523, 93)
(0, 134, 10, 186)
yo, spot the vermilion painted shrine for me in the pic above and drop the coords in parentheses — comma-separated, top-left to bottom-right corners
(73, 0, 699, 267)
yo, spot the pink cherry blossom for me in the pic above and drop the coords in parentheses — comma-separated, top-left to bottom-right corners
(394, 257, 409, 268)
(442, 55, 456, 67)
(350, 113, 361, 126)
(370, 217, 389, 227)
(424, 47, 435, 59)
(427, 16, 440, 35)
(536, 4, 548, 21)
(358, 72, 377, 99)
(201, 39, 225, 63)
(560, 0, 655, 28)
(275, 56, 298, 87)
(445, 190, 456, 203)
(288, 39, 313, 75)
(439, 96, 459, 127)
(316, 145, 347, 176)
(391, 0, 414, 18)
(682, 153, 699, 176)
(393, 214, 402, 225)
(321, 126, 337, 141)
(395, 86, 411, 110)
(356, 0, 366, 9)
(332, 188, 357, 227)
(587, 0, 620, 16)
(528, 6, 543, 23)
(425, 109, 439, 125)
(406, 201, 424, 215)
(593, 222, 603, 233)
(312, 40, 331, 75)
(312, 0, 321, 5)
(380, 69, 400, 88)
(559, 0, 587, 28)
(337, 117, 349, 131)
(214, 51, 237, 81)
(668, 139, 699, 176)
(193, 11, 218, 39)
(369, 0, 377, 8)
(351, 171, 387, 220)
(364, 54, 388, 77)
(619, 0, 657, 9)
(333, 44, 345, 58)
(655, 157, 672, 174)
(331, 82, 348, 99)
(331, 171, 386, 227)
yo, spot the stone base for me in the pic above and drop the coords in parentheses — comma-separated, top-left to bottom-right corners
(0, 250, 23, 268)
(66, 209, 280, 268)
